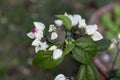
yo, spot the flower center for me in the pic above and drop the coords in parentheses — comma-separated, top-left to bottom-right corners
(31, 29, 37, 33)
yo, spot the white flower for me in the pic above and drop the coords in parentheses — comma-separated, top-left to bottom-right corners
(35, 42, 49, 53)
(49, 25, 57, 32)
(78, 19, 86, 28)
(49, 45, 57, 51)
(53, 49, 63, 60)
(54, 74, 66, 80)
(51, 32, 58, 40)
(85, 24, 103, 41)
(32, 39, 41, 46)
(86, 24, 98, 35)
(64, 13, 81, 26)
(109, 38, 117, 49)
(33, 22, 45, 31)
(54, 20, 63, 26)
(27, 22, 45, 40)
(91, 31, 103, 41)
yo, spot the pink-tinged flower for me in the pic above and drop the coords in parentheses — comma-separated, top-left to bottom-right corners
(27, 22, 45, 40)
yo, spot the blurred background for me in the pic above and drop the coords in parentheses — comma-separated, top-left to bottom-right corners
(0, 0, 120, 80)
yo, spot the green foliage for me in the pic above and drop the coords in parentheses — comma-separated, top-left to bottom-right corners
(33, 51, 63, 69)
(77, 64, 98, 80)
(114, 70, 120, 80)
(95, 38, 111, 52)
(72, 37, 97, 64)
(101, 6, 120, 39)
(63, 43, 74, 55)
(56, 15, 72, 30)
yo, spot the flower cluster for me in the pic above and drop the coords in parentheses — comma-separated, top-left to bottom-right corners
(61, 13, 103, 41)
(27, 22, 63, 60)
(27, 13, 103, 60)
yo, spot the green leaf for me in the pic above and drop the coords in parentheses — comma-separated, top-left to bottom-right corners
(72, 37, 97, 64)
(77, 64, 98, 80)
(63, 43, 74, 55)
(56, 15, 72, 30)
(113, 70, 120, 80)
(32, 51, 63, 69)
(95, 38, 111, 52)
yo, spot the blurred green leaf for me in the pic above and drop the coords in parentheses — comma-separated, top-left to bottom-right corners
(95, 38, 111, 52)
(114, 70, 120, 80)
(77, 64, 98, 80)
(114, 6, 120, 18)
(56, 15, 72, 30)
(63, 43, 74, 55)
(72, 37, 97, 64)
(33, 51, 63, 69)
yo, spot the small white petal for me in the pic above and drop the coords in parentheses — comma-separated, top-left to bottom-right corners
(27, 32, 35, 39)
(32, 39, 41, 46)
(33, 22, 45, 31)
(86, 24, 98, 35)
(64, 13, 80, 26)
(34, 32, 43, 40)
(49, 25, 56, 32)
(91, 31, 103, 41)
(118, 34, 120, 39)
(39, 42, 49, 51)
(35, 46, 40, 53)
(64, 12, 69, 16)
(54, 20, 63, 26)
(53, 49, 63, 60)
(71, 16, 79, 26)
(49, 45, 57, 51)
(54, 74, 66, 80)
(109, 42, 116, 49)
(73, 15, 81, 21)
(51, 32, 58, 40)
(78, 19, 86, 28)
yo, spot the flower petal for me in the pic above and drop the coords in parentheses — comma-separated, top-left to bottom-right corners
(86, 24, 98, 35)
(118, 34, 120, 39)
(33, 22, 45, 31)
(91, 31, 103, 41)
(49, 25, 56, 32)
(54, 74, 66, 80)
(64, 13, 79, 26)
(39, 42, 49, 51)
(51, 32, 58, 40)
(49, 45, 57, 51)
(53, 49, 63, 60)
(78, 19, 86, 28)
(54, 20, 63, 26)
(73, 14, 81, 21)
(34, 32, 43, 40)
(27, 32, 35, 39)
(35, 46, 40, 53)
(32, 39, 41, 46)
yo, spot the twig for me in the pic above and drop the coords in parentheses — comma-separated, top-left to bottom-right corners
(111, 42, 120, 70)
